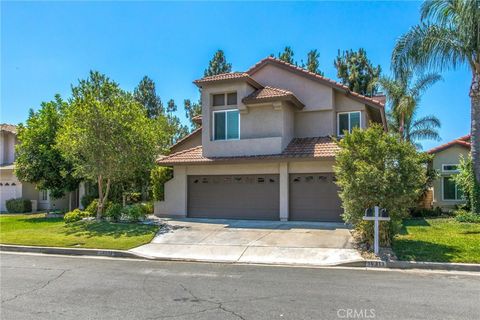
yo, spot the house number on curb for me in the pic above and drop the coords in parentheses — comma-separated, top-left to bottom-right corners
(363, 206, 390, 255)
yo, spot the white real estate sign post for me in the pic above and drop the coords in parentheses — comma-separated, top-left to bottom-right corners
(363, 206, 390, 255)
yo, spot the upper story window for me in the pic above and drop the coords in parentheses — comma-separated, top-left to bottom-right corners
(442, 164, 459, 173)
(337, 111, 361, 136)
(213, 109, 239, 140)
(212, 92, 237, 107)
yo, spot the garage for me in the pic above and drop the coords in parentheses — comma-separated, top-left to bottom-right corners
(0, 182, 18, 212)
(289, 173, 343, 222)
(187, 174, 279, 220)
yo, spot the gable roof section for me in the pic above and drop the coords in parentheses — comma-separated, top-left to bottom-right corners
(168, 127, 202, 153)
(193, 72, 263, 89)
(428, 134, 471, 154)
(157, 136, 339, 165)
(0, 124, 17, 134)
(246, 57, 386, 112)
(242, 86, 305, 109)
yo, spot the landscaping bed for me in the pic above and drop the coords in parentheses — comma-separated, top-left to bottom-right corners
(392, 218, 480, 264)
(0, 214, 159, 250)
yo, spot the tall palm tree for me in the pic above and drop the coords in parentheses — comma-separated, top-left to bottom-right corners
(379, 70, 442, 149)
(392, 0, 479, 213)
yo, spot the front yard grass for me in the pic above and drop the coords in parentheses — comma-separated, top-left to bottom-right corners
(0, 214, 159, 250)
(392, 218, 480, 264)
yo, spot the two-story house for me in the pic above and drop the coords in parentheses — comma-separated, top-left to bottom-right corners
(0, 124, 79, 212)
(155, 57, 387, 222)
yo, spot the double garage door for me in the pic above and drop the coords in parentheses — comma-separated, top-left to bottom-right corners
(187, 173, 342, 222)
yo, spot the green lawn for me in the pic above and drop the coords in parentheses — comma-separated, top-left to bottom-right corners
(392, 218, 480, 264)
(0, 214, 159, 250)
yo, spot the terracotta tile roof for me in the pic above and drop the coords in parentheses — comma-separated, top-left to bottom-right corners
(243, 86, 304, 109)
(168, 127, 202, 152)
(0, 124, 17, 134)
(191, 115, 202, 125)
(246, 57, 386, 109)
(157, 136, 339, 165)
(428, 134, 471, 154)
(193, 72, 263, 88)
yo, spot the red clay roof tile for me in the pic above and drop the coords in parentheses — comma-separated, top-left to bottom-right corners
(427, 134, 471, 154)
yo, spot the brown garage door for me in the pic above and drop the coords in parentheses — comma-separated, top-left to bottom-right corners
(289, 173, 343, 222)
(188, 175, 279, 220)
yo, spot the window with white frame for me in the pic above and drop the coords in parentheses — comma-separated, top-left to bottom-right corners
(337, 111, 361, 136)
(40, 190, 48, 201)
(442, 176, 464, 200)
(442, 164, 460, 173)
(213, 109, 239, 140)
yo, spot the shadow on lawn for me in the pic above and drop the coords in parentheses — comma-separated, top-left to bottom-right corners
(398, 218, 431, 235)
(63, 221, 156, 239)
(392, 239, 457, 262)
(18, 217, 63, 224)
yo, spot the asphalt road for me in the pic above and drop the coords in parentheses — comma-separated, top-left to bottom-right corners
(1, 253, 479, 320)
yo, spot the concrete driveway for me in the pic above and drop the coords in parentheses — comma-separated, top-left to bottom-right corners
(130, 218, 363, 266)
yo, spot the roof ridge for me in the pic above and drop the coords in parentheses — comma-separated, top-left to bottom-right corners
(246, 56, 385, 108)
(169, 127, 202, 150)
(427, 134, 471, 154)
(159, 145, 202, 162)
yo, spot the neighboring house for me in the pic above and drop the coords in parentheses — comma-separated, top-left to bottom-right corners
(426, 135, 471, 210)
(155, 57, 387, 222)
(0, 124, 79, 212)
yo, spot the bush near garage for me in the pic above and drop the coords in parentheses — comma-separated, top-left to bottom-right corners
(5, 198, 32, 213)
(120, 204, 146, 222)
(64, 209, 94, 223)
(334, 125, 429, 246)
(104, 203, 123, 222)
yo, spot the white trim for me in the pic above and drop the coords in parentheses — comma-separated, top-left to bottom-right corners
(442, 164, 460, 173)
(441, 176, 463, 201)
(212, 109, 240, 141)
(337, 111, 362, 136)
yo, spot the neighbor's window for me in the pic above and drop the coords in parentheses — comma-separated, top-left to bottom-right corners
(213, 110, 239, 140)
(212, 92, 237, 106)
(40, 190, 48, 201)
(443, 176, 464, 200)
(337, 111, 361, 135)
(442, 164, 459, 173)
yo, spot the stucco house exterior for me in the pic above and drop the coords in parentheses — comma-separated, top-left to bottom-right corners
(0, 124, 79, 212)
(155, 57, 387, 222)
(426, 134, 471, 210)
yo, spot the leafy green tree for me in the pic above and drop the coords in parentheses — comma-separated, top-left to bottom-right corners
(453, 155, 478, 212)
(150, 166, 173, 201)
(392, 0, 480, 213)
(334, 48, 382, 96)
(278, 46, 295, 64)
(15, 95, 80, 205)
(305, 49, 324, 76)
(184, 99, 202, 129)
(204, 50, 232, 77)
(57, 71, 159, 219)
(379, 69, 442, 148)
(334, 125, 429, 245)
(134, 76, 164, 119)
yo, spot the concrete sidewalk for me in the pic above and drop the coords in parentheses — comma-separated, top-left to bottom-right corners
(130, 218, 364, 266)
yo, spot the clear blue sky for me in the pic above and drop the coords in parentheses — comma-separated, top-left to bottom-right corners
(1, 1, 471, 150)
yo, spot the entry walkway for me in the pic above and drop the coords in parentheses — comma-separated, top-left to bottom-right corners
(130, 218, 363, 266)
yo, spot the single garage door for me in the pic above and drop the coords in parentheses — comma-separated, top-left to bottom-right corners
(0, 182, 18, 212)
(289, 173, 343, 222)
(188, 174, 279, 220)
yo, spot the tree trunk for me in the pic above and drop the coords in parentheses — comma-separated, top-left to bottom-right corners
(470, 72, 480, 214)
(399, 112, 405, 140)
(97, 176, 103, 220)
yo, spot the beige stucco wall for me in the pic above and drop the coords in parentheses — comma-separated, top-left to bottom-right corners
(154, 160, 335, 219)
(251, 64, 334, 111)
(431, 145, 470, 209)
(294, 110, 335, 138)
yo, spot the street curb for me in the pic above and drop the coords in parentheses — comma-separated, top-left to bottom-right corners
(0, 244, 141, 259)
(364, 259, 480, 272)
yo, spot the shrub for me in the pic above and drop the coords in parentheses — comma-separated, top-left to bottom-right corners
(454, 210, 480, 223)
(334, 125, 429, 245)
(150, 166, 173, 201)
(121, 204, 146, 222)
(64, 209, 93, 223)
(104, 203, 123, 222)
(6, 198, 32, 213)
(124, 192, 142, 205)
(140, 202, 154, 215)
(81, 194, 96, 209)
(85, 199, 99, 215)
(452, 156, 479, 213)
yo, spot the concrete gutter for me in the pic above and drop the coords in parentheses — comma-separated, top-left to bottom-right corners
(364, 259, 480, 272)
(0, 244, 140, 259)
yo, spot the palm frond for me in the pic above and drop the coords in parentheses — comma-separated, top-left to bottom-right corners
(411, 73, 443, 99)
